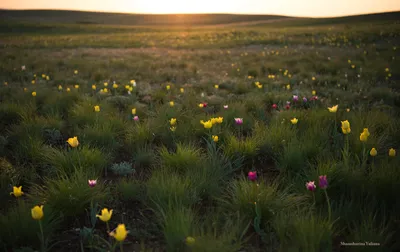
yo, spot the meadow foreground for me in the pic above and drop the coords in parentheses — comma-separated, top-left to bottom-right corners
(0, 13, 400, 252)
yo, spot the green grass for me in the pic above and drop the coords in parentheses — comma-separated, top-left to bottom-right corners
(0, 10, 399, 252)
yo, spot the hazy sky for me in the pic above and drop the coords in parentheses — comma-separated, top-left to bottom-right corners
(1, 0, 400, 17)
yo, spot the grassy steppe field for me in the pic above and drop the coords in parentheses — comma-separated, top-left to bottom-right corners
(0, 10, 400, 252)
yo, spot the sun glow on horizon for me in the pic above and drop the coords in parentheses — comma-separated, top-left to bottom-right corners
(1, 0, 400, 17)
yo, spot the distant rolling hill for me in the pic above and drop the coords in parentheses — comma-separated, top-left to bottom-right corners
(0, 9, 399, 27)
(0, 10, 292, 26)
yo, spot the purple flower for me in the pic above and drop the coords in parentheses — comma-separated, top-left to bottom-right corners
(293, 95, 299, 102)
(303, 97, 308, 102)
(133, 115, 139, 121)
(305, 181, 316, 191)
(286, 101, 291, 105)
(234, 118, 243, 125)
(248, 171, 257, 181)
(88, 179, 97, 187)
(319, 175, 328, 189)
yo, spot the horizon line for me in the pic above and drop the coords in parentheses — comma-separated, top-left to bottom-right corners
(1, 8, 399, 19)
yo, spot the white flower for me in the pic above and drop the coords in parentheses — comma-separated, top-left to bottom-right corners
(201, 92, 205, 97)
(21, 65, 26, 70)
(132, 81, 136, 87)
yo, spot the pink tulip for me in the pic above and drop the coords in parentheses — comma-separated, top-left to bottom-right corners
(234, 118, 243, 125)
(88, 179, 97, 188)
(248, 171, 257, 181)
(305, 181, 316, 191)
(319, 175, 328, 189)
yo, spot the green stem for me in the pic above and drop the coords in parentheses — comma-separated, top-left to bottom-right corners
(106, 222, 110, 233)
(362, 144, 366, 169)
(39, 220, 45, 252)
(120, 242, 124, 252)
(312, 192, 316, 207)
(324, 189, 332, 223)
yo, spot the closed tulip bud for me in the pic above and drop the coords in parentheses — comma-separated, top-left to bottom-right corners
(67, 136, 79, 148)
(31, 205, 44, 220)
(110, 224, 128, 242)
(186, 236, 195, 245)
(318, 175, 328, 189)
(389, 148, 396, 157)
(248, 171, 257, 181)
(212, 135, 219, 142)
(370, 148, 377, 157)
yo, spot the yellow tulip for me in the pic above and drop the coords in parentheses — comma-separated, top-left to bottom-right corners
(32, 91, 37, 97)
(110, 224, 128, 242)
(170, 126, 177, 132)
(389, 148, 396, 157)
(58, 85, 63, 90)
(328, 105, 338, 113)
(312, 90, 316, 95)
(103, 88, 108, 93)
(75, 85, 79, 89)
(214, 84, 219, 89)
(10, 186, 24, 198)
(74, 70, 78, 74)
(96, 208, 113, 222)
(132, 108, 136, 115)
(290, 118, 298, 125)
(31, 80, 35, 84)
(198, 103, 204, 108)
(169, 101, 175, 107)
(362, 128, 370, 137)
(360, 132, 368, 142)
(67, 136, 79, 148)
(166, 85, 171, 90)
(94, 105, 100, 112)
(286, 84, 291, 90)
(212, 135, 219, 142)
(180, 88, 184, 93)
(46, 76, 50, 81)
(200, 120, 213, 129)
(341, 120, 351, 134)
(92, 85, 96, 90)
(67, 88, 71, 92)
(312, 76, 316, 81)
(170, 118, 177, 126)
(216, 117, 223, 124)
(370, 148, 377, 157)
(113, 83, 118, 89)
(104, 82, 108, 87)
(211, 118, 218, 125)
(31, 205, 44, 220)
(186, 236, 195, 245)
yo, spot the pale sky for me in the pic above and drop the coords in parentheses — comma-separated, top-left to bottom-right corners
(1, 0, 400, 17)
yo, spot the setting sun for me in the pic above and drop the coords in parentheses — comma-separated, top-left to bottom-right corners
(1, 0, 399, 17)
